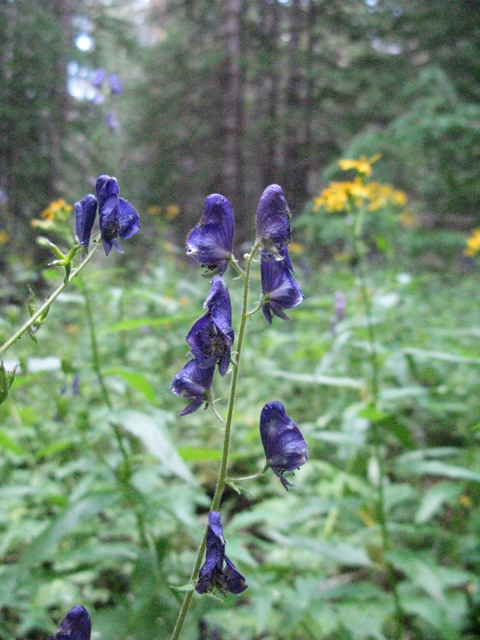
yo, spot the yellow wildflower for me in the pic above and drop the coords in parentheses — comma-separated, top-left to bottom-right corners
(166, 204, 180, 220)
(465, 229, 480, 257)
(40, 198, 72, 221)
(339, 154, 381, 177)
(367, 183, 407, 211)
(0, 230, 9, 244)
(459, 494, 472, 508)
(397, 211, 416, 228)
(289, 241, 304, 254)
(147, 205, 162, 216)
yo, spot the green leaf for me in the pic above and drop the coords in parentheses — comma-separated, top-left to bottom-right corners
(112, 409, 194, 483)
(178, 447, 222, 462)
(415, 482, 463, 524)
(103, 367, 157, 403)
(396, 459, 480, 482)
(101, 314, 191, 334)
(0, 428, 25, 455)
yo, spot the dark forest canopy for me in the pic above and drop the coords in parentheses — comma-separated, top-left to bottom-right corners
(1, 0, 480, 250)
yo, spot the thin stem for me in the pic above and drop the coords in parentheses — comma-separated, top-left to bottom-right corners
(81, 277, 148, 547)
(352, 222, 403, 639)
(0, 242, 99, 357)
(228, 254, 246, 278)
(169, 242, 259, 640)
(228, 462, 269, 483)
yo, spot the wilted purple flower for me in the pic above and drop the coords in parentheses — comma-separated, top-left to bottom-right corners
(187, 278, 234, 376)
(106, 111, 119, 134)
(75, 193, 97, 248)
(256, 184, 292, 260)
(171, 359, 215, 416)
(109, 73, 123, 96)
(261, 248, 304, 323)
(196, 511, 247, 595)
(91, 68, 105, 89)
(186, 194, 234, 276)
(48, 605, 91, 640)
(95, 175, 140, 255)
(260, 401, 307, 490)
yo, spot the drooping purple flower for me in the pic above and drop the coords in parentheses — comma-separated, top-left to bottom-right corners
(91, 68, 105, 89)
(196, 511, 247, 595)
(95, 175, 140, 255)
(108, 73, 123, 96)
(48, 605, 91, 640)
(106, 111, 119, 134)
(186, 194, 234, 276)
(187, 278, 234, 376)
(171, 359, 215, 416)
(260, 401, 308, 490)
(256, 184, 292, 260)
(75, 193, 97, 248)
(261, 248, 304, 324)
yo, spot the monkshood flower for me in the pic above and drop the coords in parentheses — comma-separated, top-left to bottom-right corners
(91, 68, 105, 90)
(109, 73, 123, 95)
(186, 278, 234, 376)
(261, 248, 304, 324)
(95, 175, 140, 255)
(47, 605, 91, 640)
(171, 359, 215, 416)
(260, 401, 308, 490)
(75, 194, 97, 248)
(195, 511, 247, 595)
(256, 184, 292, 260)
(186, 194, 234, 276)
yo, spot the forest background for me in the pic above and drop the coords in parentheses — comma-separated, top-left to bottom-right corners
(1, 1, 480, 639)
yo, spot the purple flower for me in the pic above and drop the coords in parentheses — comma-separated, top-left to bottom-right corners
(260, 401, 307, 490)
(261, 248, 304, 323)
(95, 175, 140, 255)
(186, 194, 234, 276)
(171, 359, 215, 416)
(195, 511, 247, 595)
(48, 605, 91, 640)
(334, 291, 346, 321)
(256, 184, 292, 260)
(75, 193, 97, 248)
(187, 278, 234, 376)
(106, 111, 119, 134)
(108, 73, 123, 96)
(91, 68, 105, 89)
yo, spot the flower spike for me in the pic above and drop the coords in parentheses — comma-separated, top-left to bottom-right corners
(260, 401, 307, 490)
(195, 511, 247, 595)
(95, 175, 140, 255)
(48, 605, 91, 640)
(186, 193, 234, 275)
(256, 184, 292, 260)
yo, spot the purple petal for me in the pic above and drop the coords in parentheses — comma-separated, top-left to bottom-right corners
(171, 359, 214, 416)
(256, 184, 291, 259)
(51, 605, 91, 640)
(117, 198, 141, 239)
(261, 249, 304, 323)
(75, 194, 97, 248)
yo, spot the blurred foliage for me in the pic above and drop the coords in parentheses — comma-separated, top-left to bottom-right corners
(0, 203, 480, 638)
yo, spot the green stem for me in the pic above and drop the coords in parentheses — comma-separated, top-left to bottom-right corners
(169, 241, 259, 640)
(0, 242, 99, 357)
(81, 278, 148, 547)
(352, 226, 403, 639)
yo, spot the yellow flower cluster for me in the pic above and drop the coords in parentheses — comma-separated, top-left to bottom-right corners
(465, 229, 480, 257)
(313, 155, 407, 214)
(31, 198, 72, 229)
(313, 178, 407, 214)
(0, 230, 9, 244)
(147, 204, 180, 220)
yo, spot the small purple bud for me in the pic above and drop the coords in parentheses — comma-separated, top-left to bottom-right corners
(108, 73, 123, 95)
(256, 184, 292, 260)
(91, 68, 105, 89)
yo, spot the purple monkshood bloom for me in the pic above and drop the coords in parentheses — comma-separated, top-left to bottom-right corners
(75, 193, 97, 248)
(195, 511, 247, 595)
(256, 184, 292, 260)
(91, 68, 105, 89)
(260, 401, 308, 491)
(106, 111, 119, 134)
(171, 359, 215, 416)
(261, 248, 304, 324)
(109, 73, 123, 95)
(186, 194, 234, 276)
(47, 605, 91, 640)
(95, 175, 140, 255)
(186, 278, 234, 376)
